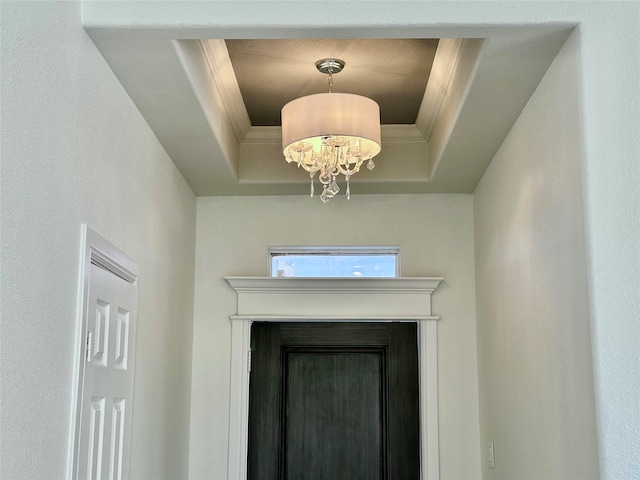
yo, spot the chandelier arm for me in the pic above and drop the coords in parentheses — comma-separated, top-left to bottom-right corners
(336, 159, 363, 176)
(299, 163, 314, 173)
(291, 155, 317, 174)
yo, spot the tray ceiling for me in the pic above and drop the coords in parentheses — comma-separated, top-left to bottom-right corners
(83, 12, 573, 196)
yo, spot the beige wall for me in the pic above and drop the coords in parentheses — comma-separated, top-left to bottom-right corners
(473, 30, 599, 479)
(0, 2, 196, 479)
(190, 194, 481, 480)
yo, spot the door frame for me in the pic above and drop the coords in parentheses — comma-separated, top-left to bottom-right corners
(67, 225, 138, 480)
(225, 277, 443, 480)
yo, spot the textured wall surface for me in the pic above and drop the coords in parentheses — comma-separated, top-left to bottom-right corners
(576, 4, 640, 479)
(474, 30, 599, 479)
(190, 194, 481, 480)
(2, 2, 638, 480)
(79, 1, 640, 478)
(0, 2, 197, 479)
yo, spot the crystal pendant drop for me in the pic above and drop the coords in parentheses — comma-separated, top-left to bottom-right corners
(328, 176, 339, 196)
(320, 188, 329, 204)
(310, 177, 314, 197)
(346, 181, 351, 200)
(367, 158, 375, 170)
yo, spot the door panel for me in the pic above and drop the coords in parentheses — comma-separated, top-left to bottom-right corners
(285, 350, 384, 480)
(248, 322, 419, 480)
(77, 264, 137, 480)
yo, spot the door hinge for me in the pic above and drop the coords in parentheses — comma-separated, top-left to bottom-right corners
(85, 331, 93, 362)
(247, 348, 252, 372)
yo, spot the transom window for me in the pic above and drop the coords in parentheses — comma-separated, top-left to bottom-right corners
(268, 247, 399, 278)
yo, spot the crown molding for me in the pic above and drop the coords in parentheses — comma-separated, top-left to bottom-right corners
(424, 38, 486, 179)
(416, 38, 465, 140)
(200, 39, 252, 143)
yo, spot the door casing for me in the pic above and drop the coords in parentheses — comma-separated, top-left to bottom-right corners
(68, 225, 139, 480)
(226, 276, 443, 480)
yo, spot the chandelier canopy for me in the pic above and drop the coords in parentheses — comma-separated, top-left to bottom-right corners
(281, 59, 381, 203)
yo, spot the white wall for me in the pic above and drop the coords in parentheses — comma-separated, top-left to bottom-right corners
(0, 2, 196, 479)
(576, 5, 640, 479)
(78, 0, 640, 472)
(190, 194, 481, 480)
(474, 30, 599, 479)
(2, 3, 638, 480)
(472, 1, 640, 480)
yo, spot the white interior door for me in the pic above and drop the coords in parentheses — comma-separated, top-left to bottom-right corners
(76, 262, 137, 480)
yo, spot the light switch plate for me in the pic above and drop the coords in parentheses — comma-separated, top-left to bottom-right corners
(489, 441, 495, 469)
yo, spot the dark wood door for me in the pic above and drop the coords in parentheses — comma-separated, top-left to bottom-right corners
(248, 322, 420, 480)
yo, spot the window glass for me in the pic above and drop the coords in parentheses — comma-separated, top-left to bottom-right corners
(269, 248, 399, 278)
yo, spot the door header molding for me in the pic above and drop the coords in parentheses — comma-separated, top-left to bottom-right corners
(226, 276, 443, 293)
(226, 276, 443, 319)
(230, 314, 440, 322)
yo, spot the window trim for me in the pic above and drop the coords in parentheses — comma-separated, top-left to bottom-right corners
(267, 246, 401, 278)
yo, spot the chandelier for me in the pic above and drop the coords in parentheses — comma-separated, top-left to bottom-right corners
(281, 59, 381, 203)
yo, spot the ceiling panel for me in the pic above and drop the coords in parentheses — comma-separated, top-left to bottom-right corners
(225, 39, 439, 126)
